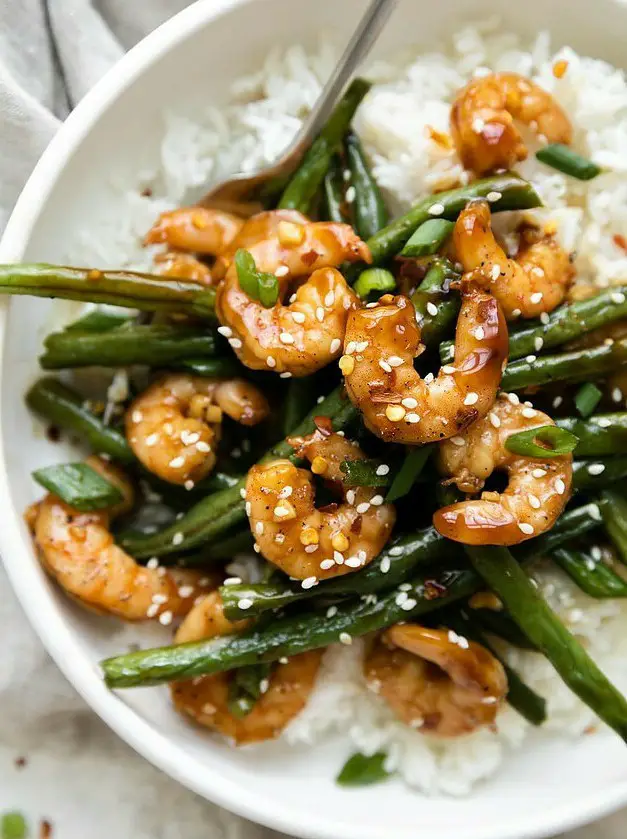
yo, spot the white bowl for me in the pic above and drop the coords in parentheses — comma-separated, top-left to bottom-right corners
(1, 0, 627, 836)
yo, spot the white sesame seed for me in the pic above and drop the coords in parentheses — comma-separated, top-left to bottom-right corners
(371, 494, 384, 506)
(291, 311, 306, 324)
(472, 116, 485, 132)
(405, 413, 421, 423)
(316, 306, 325, 322)
(441, 365, 456, 375)
(595, 417, 612, 428)
(339, 632, 353, 645)
(401, 599, 417, 611)
(532, 468, 548, 479)
(486, 191, 502, 202)
(334, 551, 345, 565)
(464, 392, 479, 406)
(217, 326, 233, 338)
(267, 355, 276, 368)
(428, 202, 445, 216)
(540, 312, 550, 325)
(490, 264, 500, 281)
(525, 355, 537, 363)
(172, 532, 184, 546)
(345, 186, 356, 204)
(528, 494, 541, 509)
(530, 292, 544, 305)
(534, 336, 544, 352)
(159, 610, 173, 626)
(389, 546, 404, 556)
(522, 407, 537, 419)
(511, 308, 522, 318)
(145, 432, 159, 447)
(590, 504, 602, 521)
(507, 393, 520, 405)
(146, 558, 159, 569)
(612, 387, 623, 403)
(401, 398, 418, 410)
(611, 292, 626, 304)
(355, 340, 369, 352)
(146, 603, 160, 618)
(237, 598, 253, 610)
(553, 396, 563, 409)
(356, 502, 371, 514)
(280, 371, 292, 379)
(245, 501, 252, 516)
(178, 585, 195, 598)
(255, 521, 264, 535)
(518, 522, 535, 535)
(380, 556, 391, 573)
(302, 576, 318, 589)
(451, 436, 466, 447)
(131, 409, 143, 423)
(229, 337, 243, 349)
(376, 464, 390, 476)
(587, 463, 606, 476)
(279, 332, 294, 344)
(346, 489, 356, 505)
(324, 291, 335, 307)
(184, 479, 195, 491)
(320, 559, 335, 570)
(345, 556, 362, 568)
(223, 577, 242, 586)
(278, 486, 293, 499)
(240, 488, 247, 499)
(591, 546, 603, 561)
(379, 359, 392, 373)
(327, 606, 338, 618)
(152, 593, 168, 605)
(343, 169, 352, 182)
(304, 544, 318, 553)
(196, 441, 211, 453)
(395, 591, 408, 606)
(473, 326, 485, 340)
(426, 301, 438, 316)
(489, 412, 501, 428)
(275, 264, 289, 277)
(387, 355, 404, 367)
(289, 293, 297, 304)
(330, 338, 341, 354)
(169, 455, 185, 469)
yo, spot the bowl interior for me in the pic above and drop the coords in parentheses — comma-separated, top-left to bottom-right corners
(1, 0, 627, 837)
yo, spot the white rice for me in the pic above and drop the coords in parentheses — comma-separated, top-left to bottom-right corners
(58, 19, 627, 794)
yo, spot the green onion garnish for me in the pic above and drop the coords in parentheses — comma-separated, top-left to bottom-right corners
(535, 144, 601, 181)
(386, 445, 432, 502)
(235, 249, 279, 308)
(353, 268, 396, 301)
(336, 751, 391, 786)
(575, 382, 603, 418)
(340, 458, 391, 487)
(227, 662, 273, 718)
(505, 425, 579, 458)
(32, 462, 124, 511)
(401, 218, 455, 258)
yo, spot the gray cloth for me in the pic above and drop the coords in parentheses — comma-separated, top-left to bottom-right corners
(0, 2, 623, 836)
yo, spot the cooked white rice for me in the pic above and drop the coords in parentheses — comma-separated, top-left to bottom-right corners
(59, 19, 627, 794)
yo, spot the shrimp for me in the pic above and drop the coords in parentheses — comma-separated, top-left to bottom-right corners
(126, 374, 269, 486)
(154, 251, 213, 285)
(215, 211, 368, 376)
(433, 394, 573, 545)
(342, 289, 508, 444)
(170, 591, 323, 745)
(451, 71, 572, 175)
(364, 623, 508, 737)
(27, 457, 211, 621)
(454, 200, 574, 320)
(144, 207, 244, 255)
(245, 430, 396, 581)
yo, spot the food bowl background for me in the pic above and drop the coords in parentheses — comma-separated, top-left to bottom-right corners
(1, 0, 626, 837)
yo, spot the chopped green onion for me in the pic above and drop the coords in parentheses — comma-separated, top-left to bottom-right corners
(227, 662, 273, 718)
(32, 462, 124, 512)
(386, 446, 432, 502)
(401, 219, 455, 258)
(235, 249, 279, 308)
(575, 382, 603, 418)
(353, 268, 396, 301)
(336, 751, 391, 786)
(535, 144, 601, 181)
(340, 458, 391, 487)
(1, 813, 27, 839)
(65, 309, 131, 332)
(505, 425, 579, 458)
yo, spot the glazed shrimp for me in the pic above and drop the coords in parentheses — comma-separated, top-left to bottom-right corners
(451, 71, 572, 175)
(28, 457, 211, 621)
(154, 251, 213, 285)
(433, 394, 573, 545)
(342, 289, 508, 444)
(364, 624, 508, 737)
(144, 207, 244, 255)
(454, 200, 574, 320)
(171, 591, 323, 744)
(126, 374, 269, 486)
(215, 212, 368, 376)
(245, 430, 396, 581)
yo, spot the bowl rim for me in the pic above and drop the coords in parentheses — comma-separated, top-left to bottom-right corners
(1, 0, 626, 836)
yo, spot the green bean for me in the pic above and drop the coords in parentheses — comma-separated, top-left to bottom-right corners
(440, 286, 627, 365)
(340, 458, 391, 487)
(65, 310, 132, 332)
(283, 379, 316, 437)
(40, 323, 220, 369)
(468, 607, 537, 650)
(0, 264, 216, 316)
(365, 174, 542, 266)
(501, 339, 627, 391)
(345, 131, 388, 239)
(323, 156, 348, 223)
(119, 386, 359, 558)
(411, 258, 461, 348)
(536, 144, 601, 180)
(220, 500, 604, 620)
(465, 545, 627, 741)
(556, 414, 627, 457)
(600, 489, 627, 566)
(227, 662, 273, 718)
(572, 457, 627, 493)
(26, 378, 133, 463)
(278, 80, 371, 214)
(552, 548, 627, 598)
(401, 219, 454, 258)
(174, 357, 243, 378)
(152, 530, 254, 569)
(385, 446, 432, 502)
(32, 462, 124, 511)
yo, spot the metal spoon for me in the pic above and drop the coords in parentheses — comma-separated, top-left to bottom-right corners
(197, 0, 398, 215)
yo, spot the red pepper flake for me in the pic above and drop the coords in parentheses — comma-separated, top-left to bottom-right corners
(140, 186, 153, 197)
(613, 234, 627, 253)
(552, 59, 569, 78)
(350, 515, 363, 534)
(313, 415, 333, 436)
(423, 579, 448, 600)
(14, 755, 27, 769)
(301, 250, 319, 267)
(318, 502, 339, 514)
(40, 820, 53, 839)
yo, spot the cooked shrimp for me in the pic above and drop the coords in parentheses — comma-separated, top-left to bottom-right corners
(454, 200, 574, 319)
(126, 374, 269, 486)
(451, 71, 572, 175)
(154, 251, 213, 285)
(28, 457, 211, 621)
(245, 430, 396, 581)
(215, 212, 368, 376)
(171, 591, 323, 744)
(364, 623, 508, 737)
(433, 394, 573, 545)
(144, 207, 244, 255)
(342, 289, 507, 444)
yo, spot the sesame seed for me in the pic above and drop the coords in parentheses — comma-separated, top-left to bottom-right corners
(379, 359, 392, 373)
(511, 308, 522, 318)
(217, 326, 233, 338)
(490, 264, 500, 281)
(528, 494, 541, 509)
(223, 577, 242, 586)
(611, 292, 626, 304)
(146, 603, 160, 618)
(324, 291, 335, 307)
(590, 504, 602, 521)
(339, 632, 353, 645)
(229, 337, 243, 349)
(595, 417, 612, 428)
(343, 169, 352, 182)
(401, 397, 418, 409)
(267, 356, 276, 368)
(540, 312, 550, 325)
(389, 546, 404, 556)
(405, 413, 420, 423)
(525, 355, 537, 363)
(169, 455, 185, 469)
(291, 311, 306, 324)
(487, 191, 502, 202)
(507, 392, 520, 405)
(146, 558, 159, 569)
(196, 441, 211, 453)
(612, 387, 623, 402)
(401, 599, 417, 611)
(145, 432, 159, 447)
(159, 610, 173, 626)
(376, 464, 390, 476)
(289, 293, 297, 304)
(275, 264, 289, 277)
(245, 501, 252, 515)
(522, 407, 537, 418)
(178, 585, 195, 598)
(533, 336, 544, 352)
(355, 340, 369, 352)
(327, 606, 338, 619)
(346, 489, 356, 505)
(345, 186, 356, 204)
(301, 576, 318, 589)
(387, 355, 404, 367)
(395, 591, 408, 606)
(464, 392, 479, 406)
(304, 544, 318, 553)
(320, 558, 335, 570)
(473, 326, 485, 340)
(426, 302, 438, 316)
(240, 488, 247, 499)
(345, 556, 362, 568)
(553, 396, 563, 409)
(345, 341, 357, 355)
(152, 593, 168, 604)
(441, 365, 456, 375)
(356, 502, 371, 514)
(380, 556, 391, 573)
(428, 202, 445, 216)
(591, 546, 602, 561)
(278, 485, 293, 499)
(316, 306, 325, 322)
(279, 332, 294, 344)
(131, 409, 143, 423)
(587, 463, 605, 476)
(237, 598, 253, 610)
(489, 412, 501, 428)
(530, 292, 543, 304)
(172, 532, 184, 546)
(532, 468, 547, 478)
(184, 479, 195, 491)
(255, 521, 264, 535)
(451, 436, 466, 447)
(333, 551, 345, 565)
(371, 494, 384, 506)
(424, 372, 435, 385)
(280, 371, 292, 379)
(330, 338, 341, 354)
(518, 522, 535, 535)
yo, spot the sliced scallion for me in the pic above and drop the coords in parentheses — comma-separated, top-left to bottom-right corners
(340, 458, 391, 487)
(505, 426, 578, 458)
(336, 751, 391, 786)
(32, 462, 124, 512)
(575, 382, 603, 418)
(353, 268, 396, 301)
(535, 143, 601, 181)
